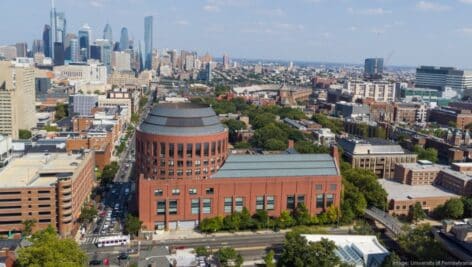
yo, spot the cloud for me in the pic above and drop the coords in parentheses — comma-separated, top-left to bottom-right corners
(457, 27, 472, 34)
(203, 4, 220, 12)
(348, 26, 358, 32)
(89, 0, 109, 7)
(175, 20, 189, 26)
(416, 1, 451, 11)
(259, 8, 285, 17)
(241, 22, 305, 34)
(459, 0, 472, 4)
(347, 7, 392, 15)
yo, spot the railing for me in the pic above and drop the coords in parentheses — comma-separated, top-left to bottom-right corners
(364, 207, 403, 236)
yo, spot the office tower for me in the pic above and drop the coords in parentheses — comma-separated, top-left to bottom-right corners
(15, 43, 27, 58)
(53, 42, 65, 66)
(78, 24, 92, 60)
(205, 62, 212, 82)
(50, 0, 66, 59)
(32, 40, 43, 55)
(364, 58, 384, 79)
(103, 23, 113, 42)
(95, 39, 112, 72)
(144, 16, 153, 70)
(113, 42, 120, 52)
(70, 38, 80, 62)
(90, 45, 101, 60)
(222, 53, 229, 70)
(119, 27, 129, 51)
(64, 33, 76, 61)
(169, 50, 178, 68)
(111, 51, 131, 71)
(42, 25, 51, 57)
(135, 41, 143, 72)
(416, 66, 472, 95)
(0, 46, 17, 60)
(0, 61, 36, 139)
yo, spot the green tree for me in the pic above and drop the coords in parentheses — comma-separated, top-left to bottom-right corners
(223, 213, 241, 231)
(253, 123, 288, 148)
(199, 217, 223, 233)
(443, 198, 464, 219)
(276, 211, 294, 229)
(43, 124, 59, 132)
(397, 224, 451, 260)
(224, 119, 247, 143)
(352, 220, 374, 235)
(408, 202, 426, 223)
(341, 180, 367, 224)
(16, 226, 87, 267)
(253, 210, 270, 229)
(413, 145, 438, 163)
(19, 129, 32, 139)
(54, 103, 68, 121)
(264, 138, 287, 151)
(381, 252, 402, 267)
(292, 203, 311, 226)
(264, 250, 275, 267)
(342, 168, 387, 209)
(234, 141, 251, 149)
(79, 205, 98, 224)
(279, 233, 340, 267)
(216, 247, 243, 267)
(21, 219, 36, 237)
(251, 113, 276, 129)
(194, 246, 210, 257)
(131, 113, 140, 124)
(462, 197, 472, 217)
(239, 207, 253, 229)
(100, 161, 119, 185)
(124, 214, 142, 237)
(215, 84, 231, 96)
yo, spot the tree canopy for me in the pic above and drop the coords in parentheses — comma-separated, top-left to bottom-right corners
(124, 214, 142, 237)
(19, 129, 32, 140)
(216, 247, 243, 267)
(397, 224, 452, 261)
(408, 202, 426, 223)
(413, 145, 438, 163)
(16, 226, 87, 267)
(342, 168, 387, 209)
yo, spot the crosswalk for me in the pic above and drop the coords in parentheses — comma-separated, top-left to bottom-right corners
(82, 235, 99, 245)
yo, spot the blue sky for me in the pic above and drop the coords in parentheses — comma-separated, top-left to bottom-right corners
(1, 0, 472, 67)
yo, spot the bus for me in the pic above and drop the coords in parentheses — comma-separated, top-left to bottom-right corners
(95, 235, 130, 248)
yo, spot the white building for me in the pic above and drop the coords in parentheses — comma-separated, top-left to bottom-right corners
(313, 128, 336, 146)
(0, 135, 12, 167)
(54, 61, 107, 84)
(344, 80, 396, 102)
(302, 234, 389, 267)
(111, 51, 131, 71)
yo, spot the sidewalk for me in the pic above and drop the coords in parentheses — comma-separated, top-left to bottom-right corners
(149, 229, 288, 241)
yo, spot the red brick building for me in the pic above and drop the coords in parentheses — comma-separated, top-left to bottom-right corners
(137, 103, 342, 230)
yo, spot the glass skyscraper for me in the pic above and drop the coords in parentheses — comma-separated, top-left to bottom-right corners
(364, 58, 384, 79)
(144, 16, 153, 70)
(103, 24, 113, 43)
(120, 27, 129, 51)
(42, 25, 51, 57)
(49, 0, 66, 60)
(78, 24, 92, 60)
(70, 38, 80, 62)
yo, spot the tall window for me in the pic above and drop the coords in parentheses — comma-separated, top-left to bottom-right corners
(315, 184, 323, 191)
(169, 143, 174, 157)
(330, 184, 337, 191)
(256, 196, 264, 210)
(191, 199, 200, 214)
(203, 143, 209, 156)
(195, 143, 201, 156)
(235, 197, 244, 212)
(189, 188, 197, 195)
(160, 143, 166, 157)
(169, 200, 178, 215)
(326, 194, 334, 207)
(297, 195, 305, 205)
(157, 201, 166, 215)
(316, 194, 324, 209)
(211, 141, 216, 155)
(224, 197, 233, 213)
(266, 196, 275, 210)
(186, 144, 193, 157)
(286, 195, 295, 210)
(202, 199, 212, 214)
(177, 144, 184, 158)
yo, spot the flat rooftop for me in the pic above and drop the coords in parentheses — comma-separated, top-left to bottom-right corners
(0, 152, 88, 188)
(379, 179, 460, 200)
(211, 154, 338, 179)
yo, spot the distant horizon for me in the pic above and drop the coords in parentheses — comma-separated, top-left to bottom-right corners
(1, 0, 472, 68)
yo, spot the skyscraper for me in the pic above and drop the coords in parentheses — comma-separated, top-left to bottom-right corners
(78, 24, 92, 60)
(95, 39, 112, 72)
(364, 58, 384, 79)
(15, 43, 27, 58)
(416, 66, 472, 94)
(70, 38, 80, 62)
(42, 25, 51, 57)
(119, 27, 129, 51)
(49, 0, 66, 60)
(223, 53, 229, 70)
(103, 24, 113, 43)
(54, 42, 65, 66)
(144, 16, 153, 70)
(32, 40, 43, 55)
(64, 33, 77, 61)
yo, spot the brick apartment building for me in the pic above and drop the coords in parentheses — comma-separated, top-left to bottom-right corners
(137, 103, 342, 230)
(0, 151, 95, 237)
(429, 107, 472, 129)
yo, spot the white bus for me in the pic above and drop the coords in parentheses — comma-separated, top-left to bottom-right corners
(95, 235, 130, 248)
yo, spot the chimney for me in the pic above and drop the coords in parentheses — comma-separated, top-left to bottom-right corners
(288, 140, 294, 149)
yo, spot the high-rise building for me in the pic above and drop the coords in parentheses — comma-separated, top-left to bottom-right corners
(119, 27, 129, 51)
(222, 53, 229, 70)
(364, 58, 384, 79)
(64, 33, 77, 61)
(69, 38, 80, 62)
(32, 40, 43, 55)
(0, 46, 17, 60)
(53, 42, 65, 66)
(49, 0, 66, 60)
(103, 23, 113, 43)
(42, 25, 51, 57)
(0, 61, 36, 139)
(15, 43, 27, 58)
(144, 16, 153, 70)
(95, 39, 112, 72)
(416, 66, 472, 95)
(111, 51, 131, 71)
(68, 95, 98, 116)
(90, 45, 101, 60)
(78, 24, 92, 60)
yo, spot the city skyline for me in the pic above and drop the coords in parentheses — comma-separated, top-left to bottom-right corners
(1, 0, 472, 68)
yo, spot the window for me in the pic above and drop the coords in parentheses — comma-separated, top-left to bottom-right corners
(191, 199, 200, 214)
(224, 197, 233, 213)
(186, 144, 193, 157)
(212, 141, 216, 155)
(203, 160, 209, 166)
(172, 189, 180, 195)
(206, 188, 214, 195)
(177, 169, 183, 176)
(204, 143, 209, 156)
(154, 189, 163, 196)
(169, 143, 174, 157)
(195, 160, 201, 166)
(186, 169, 192, 176)
(330, 184, 337, 191)
(203, 199, 212, 214)
(266, 196, 275, 210)
(235, 197, 244, 212)
(160, 142, 166, 156)
(315, 184, 323, 190)
(189, 188, 197, 195)
(297, 195, 305, 205)
(316, 194, 324, 208)
(177, 160, 184, 167)
(218, 141, 222, 153)
(326, 194, 334, 207)
(196, 143, 201, 156)
(169, 200, 178, 215)
(169, 160, 174, 166)
(186, 160, 193, 167)
(195, 169, 201, 175)
(286, 195, 295, 209)
(168, 169, 174, 176)
(160, 159, 165, 166)
(178, 144, 184, 158)
(256, 196, 264, 210)
(157, 201, 166, 215)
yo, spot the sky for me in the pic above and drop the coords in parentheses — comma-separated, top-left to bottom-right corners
(1, 0, 472, 68)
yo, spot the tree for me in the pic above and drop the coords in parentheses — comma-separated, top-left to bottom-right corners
(224, 119, 247, 143)
(54, 103, 68, 121)
(352, 220, 374, 235)
(43, 124, 59, 132)
(279, 233, 340, 267)
(79, 205, 98, 224)
(194, 246, 210, 257)
(131, 113, 140, 124)
(223, 213, 241, 231)
(408, 202, 426, 223)
(443, 198, 464, 219)
(216, 247, 243, 267)
(101, 161, 119, 185)
(239, 207, 253, 230)
(462, 197, 472, 217)
(292, 203, 311, 226)
(264, 138, 287, 151)
(253, 210, 270, 229)
(124, 214, 142, 237)
(234, 141, 251, 149)
(381, 252, 402, 267)
(199, 217, 223, 233)
(341, 180, 367, 224)
(251, 113, 276, 129)
(19, 129, 32, 140)
(325, 205, 339, 224)
(16, 226, 87, 267)
(342, 168, 387, 209)
(21, 219, 36, 237)
(264, 250, 275, 267)
(413, 145, 438, 163)
(397, 224, 451, 260)
(215, 84, 231, 96)
(276, 211, 294, 229)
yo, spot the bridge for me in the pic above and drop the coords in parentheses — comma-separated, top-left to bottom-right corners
(364, 207, 404, 236)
